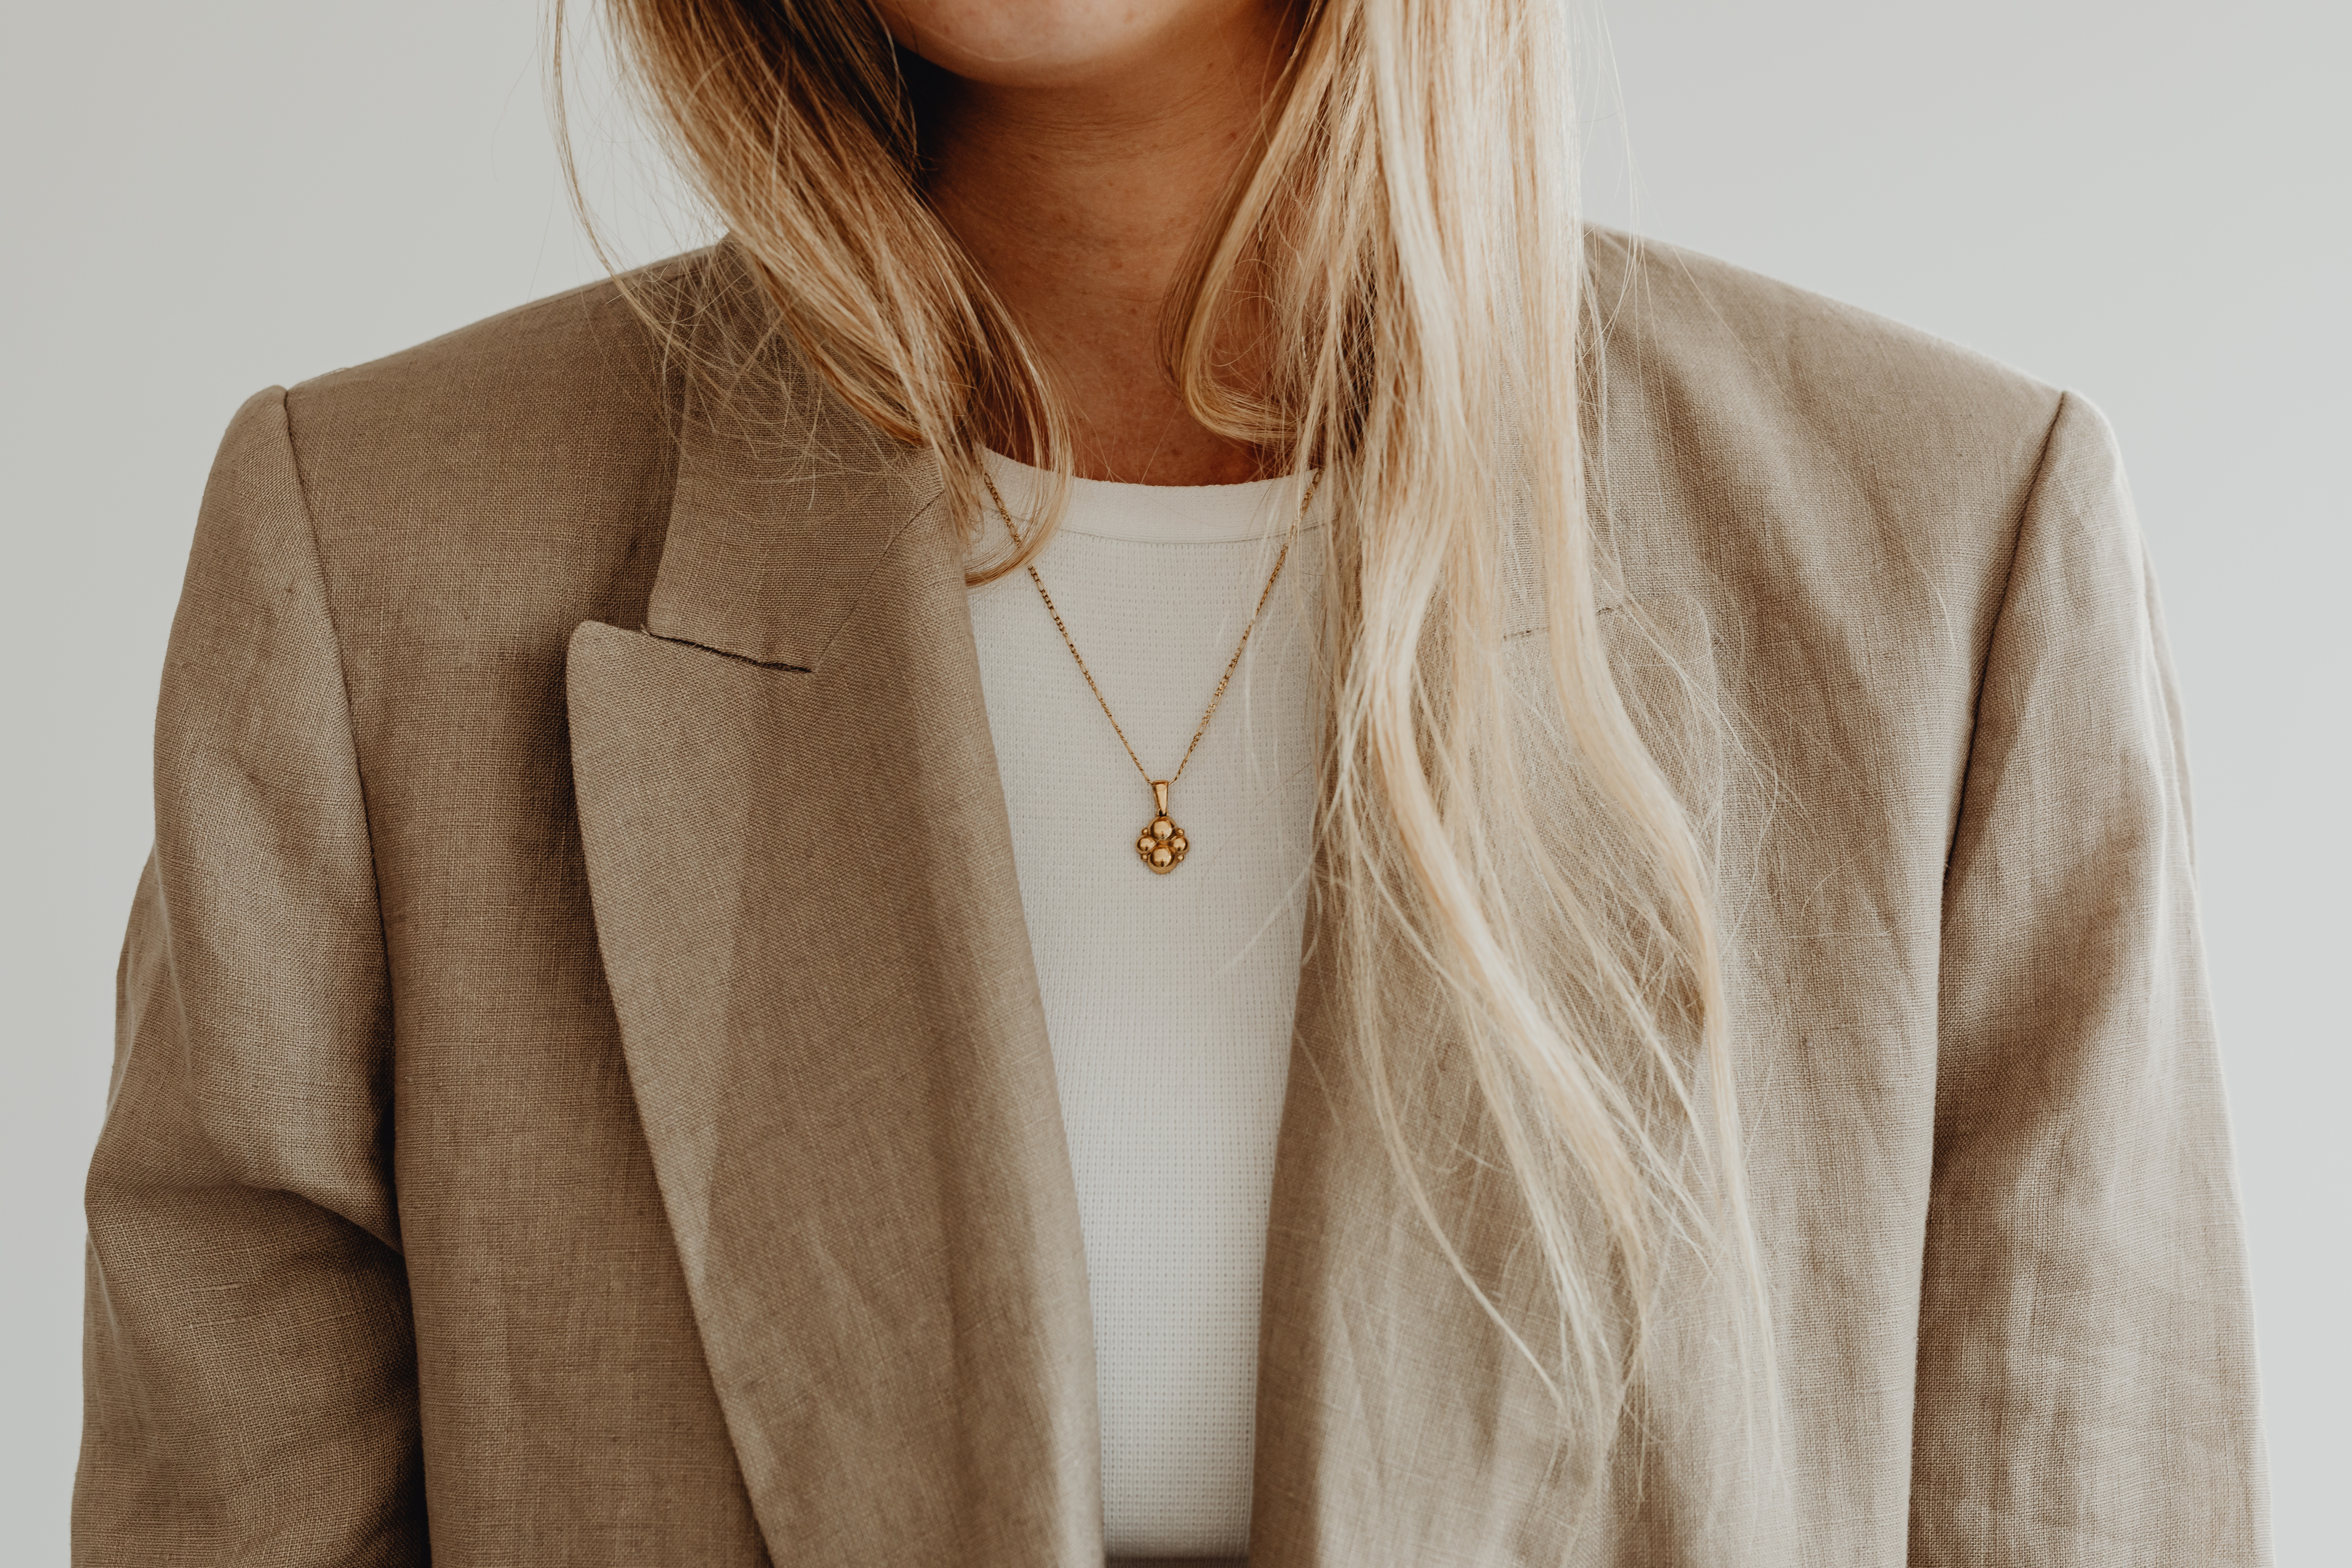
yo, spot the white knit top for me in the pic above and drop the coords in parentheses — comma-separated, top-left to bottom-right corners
(962, 452, 1326, 1558)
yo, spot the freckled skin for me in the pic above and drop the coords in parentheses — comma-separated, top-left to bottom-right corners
(875, 0, 1297, 485)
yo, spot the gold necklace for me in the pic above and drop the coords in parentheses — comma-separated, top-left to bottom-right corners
(981, 465, 1318, 875)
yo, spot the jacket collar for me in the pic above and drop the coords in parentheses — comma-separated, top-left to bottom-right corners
(639, 262, 939, 672)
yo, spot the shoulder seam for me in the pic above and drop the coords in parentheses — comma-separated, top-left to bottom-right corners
(1940, 388, 2071, 890)
(273, 385, 398, 1068)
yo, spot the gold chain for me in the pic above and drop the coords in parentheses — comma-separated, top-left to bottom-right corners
(979, 464, 1318, 873)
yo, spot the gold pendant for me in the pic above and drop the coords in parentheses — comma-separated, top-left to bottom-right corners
(1135, 780, 1188, 874)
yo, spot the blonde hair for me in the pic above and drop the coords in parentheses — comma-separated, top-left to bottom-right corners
(562, 0, 1771, 1473)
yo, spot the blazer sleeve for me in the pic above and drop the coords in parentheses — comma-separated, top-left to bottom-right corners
(1912, 392, 2271, 1564)
(74, 388, 426, 1565)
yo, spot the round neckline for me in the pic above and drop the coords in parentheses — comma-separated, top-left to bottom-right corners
(981, 448, 1327, 545)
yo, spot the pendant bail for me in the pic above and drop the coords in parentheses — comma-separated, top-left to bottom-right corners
(1152, 779, 1170, 815)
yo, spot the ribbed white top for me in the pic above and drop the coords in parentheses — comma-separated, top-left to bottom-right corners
(961, 451, 1326, 1558)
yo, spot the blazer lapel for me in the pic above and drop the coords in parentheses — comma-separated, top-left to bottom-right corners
(565, 342, 1101, 1566)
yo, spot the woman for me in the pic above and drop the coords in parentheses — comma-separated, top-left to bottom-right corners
(74, 0, 2269, 1562)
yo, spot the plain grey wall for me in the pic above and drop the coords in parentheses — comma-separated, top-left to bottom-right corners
(3, 1, 2341, 1560)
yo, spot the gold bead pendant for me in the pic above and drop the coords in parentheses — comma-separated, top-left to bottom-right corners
(1135, 780, 1189, 874)
(981, 465, 1317, 878)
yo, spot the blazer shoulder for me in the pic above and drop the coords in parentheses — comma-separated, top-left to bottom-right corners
(268, 251, 717, 645)
(1584, 226, 2063, 447)
(281, 248, 709, 497)
(1581, 228, 2074, 631)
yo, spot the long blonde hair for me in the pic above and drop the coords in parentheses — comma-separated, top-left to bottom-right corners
(562, 0, 1771, 1466)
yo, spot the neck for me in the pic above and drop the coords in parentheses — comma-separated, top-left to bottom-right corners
(920, 9, 1291, 486)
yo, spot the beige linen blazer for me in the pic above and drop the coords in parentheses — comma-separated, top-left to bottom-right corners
(77, 232, 2268, 1566)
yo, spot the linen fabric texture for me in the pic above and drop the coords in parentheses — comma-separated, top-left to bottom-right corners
(76, 232, 2270, 1566)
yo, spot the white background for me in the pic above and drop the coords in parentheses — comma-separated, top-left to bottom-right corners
(3, 2, 2342, 1560)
